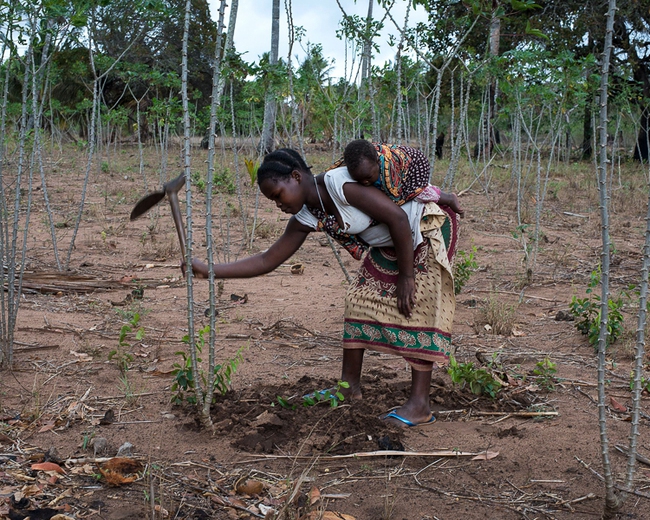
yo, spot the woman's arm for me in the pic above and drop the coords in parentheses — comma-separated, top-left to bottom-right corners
(186, 217, 312, 279)
(342, 182, 416, 318)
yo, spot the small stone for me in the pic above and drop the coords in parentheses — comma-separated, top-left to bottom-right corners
(555, 310, 574, 322)
(90, 437, 107, 457)
(45, 446, 62, 464)
(251, 411, 284, 427)
(116, 442, 134, 457)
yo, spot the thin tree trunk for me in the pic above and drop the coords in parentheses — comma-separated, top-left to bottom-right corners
(595, 0, 621, 515)
(65, 11, 142, 267)
(0, 30, 12, 366)
(583, 92, 594, 160)
(626, 182, 650, 493)
(1, 34, 32, 368)
(230, 79, 247, 245)
(202, 0, 231, 426)
(180, 0, 209, 425)
(127, 84, 149, 190)
(259, 0, 280, 154)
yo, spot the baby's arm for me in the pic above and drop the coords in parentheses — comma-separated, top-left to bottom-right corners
(413, 185, 464, 217)
(438, 191, 464, 217)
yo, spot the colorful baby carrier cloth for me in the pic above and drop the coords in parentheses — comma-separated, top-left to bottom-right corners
(313, 144, 458, 261)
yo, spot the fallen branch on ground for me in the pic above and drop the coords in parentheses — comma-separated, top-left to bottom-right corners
(238, 449, 499, 463)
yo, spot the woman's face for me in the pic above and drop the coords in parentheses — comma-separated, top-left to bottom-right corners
(259, 173, 305, 214)
(351, 156, 380, 186)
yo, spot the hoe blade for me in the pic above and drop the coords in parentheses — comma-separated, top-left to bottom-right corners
(130, 191, 165, 220)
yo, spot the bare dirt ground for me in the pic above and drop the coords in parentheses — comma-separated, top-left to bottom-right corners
(1, 144, 650, 520)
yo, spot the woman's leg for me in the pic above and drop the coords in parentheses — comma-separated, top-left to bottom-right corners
(384, 366, 433, 426)
(341, 346, 365, 399)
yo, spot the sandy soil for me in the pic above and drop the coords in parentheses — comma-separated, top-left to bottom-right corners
(1, 144, 649, 520)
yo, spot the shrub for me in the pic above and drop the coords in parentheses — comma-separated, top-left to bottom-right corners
(448, 355, 502, 398)
(453, 246, 478, 295)
(568, 266, 628, 350)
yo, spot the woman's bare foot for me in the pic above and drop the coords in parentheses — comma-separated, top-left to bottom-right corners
(381, 404, 434, 428)
(340, 382, 362, 401)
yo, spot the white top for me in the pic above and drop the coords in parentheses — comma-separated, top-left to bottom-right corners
(295, 166, 425, 250)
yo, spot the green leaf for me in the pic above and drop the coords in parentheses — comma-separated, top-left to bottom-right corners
(525, 21, 548, 41)
(70, 13, 88, 27)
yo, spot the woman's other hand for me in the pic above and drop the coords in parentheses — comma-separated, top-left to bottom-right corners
(396, 274, 416, 318)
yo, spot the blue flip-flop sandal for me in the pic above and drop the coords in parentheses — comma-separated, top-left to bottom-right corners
(382, 410, 436, 427)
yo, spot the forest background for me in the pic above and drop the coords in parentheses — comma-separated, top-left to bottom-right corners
(2, 0, 650, 518)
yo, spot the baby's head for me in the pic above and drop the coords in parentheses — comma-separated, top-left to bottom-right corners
(344, 139, 380, 187)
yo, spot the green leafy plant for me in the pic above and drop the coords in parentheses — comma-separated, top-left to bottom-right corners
(214, 167, 236, 194)
(302, 381, 350, 408)
(274, 395, 296, 410)
(533, 357, 558, 391)
(118, 373, 141, 406)
(453, 246, 478, 295)
(191, 171, 206, 193)
(629, 372, 650, 393)
(171, 325, 246, 405)
(191, 169, 236, 195)
(82, 431, 95, 450)
(447, 355, 502, 398)
(109, 313, 144, 373)
(568, 266, 628, 350)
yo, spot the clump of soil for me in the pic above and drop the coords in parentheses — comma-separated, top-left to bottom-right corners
(193, 374, 529, 455)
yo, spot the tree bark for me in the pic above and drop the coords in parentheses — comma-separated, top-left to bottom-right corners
(259, 0, 280, 154)
(595, 0, 621, 515)
(582, 93, 593, 160)
(633, 109, 649, 162)
(361, 0, 373, 85)
(486, 0, 500, 156)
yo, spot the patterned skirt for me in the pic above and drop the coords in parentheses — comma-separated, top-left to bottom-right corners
(343, 203, 456, 370)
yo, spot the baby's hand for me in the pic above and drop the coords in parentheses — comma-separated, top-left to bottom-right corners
(448, 193, 464, 218)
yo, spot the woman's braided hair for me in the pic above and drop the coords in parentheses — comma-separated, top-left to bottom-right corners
(343, 139, 378, 173)
(257, 148, 311, 186)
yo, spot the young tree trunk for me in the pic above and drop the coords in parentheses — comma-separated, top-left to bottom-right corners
(180, 0, 209, 427)
(626, 179, 650, 493)
(230, 80, 247, 244)
(360, 0, 373, 85)
(0, 34, 12, 367)
(0, 36, 31, 368)
(259, 0, 280, 154)
(284, 0, 303, 154)
(65, 11, 142, 267)
(633, 109, 649, 162)
(595, 0, 621, 515)
(29, 19, 62, 271)
(582, 93, 594, 160)
(127, 84, 150, 190)
(394, 3, 410, 144)
(477, 0, 500, 158)
(202, 0, 230, 424)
